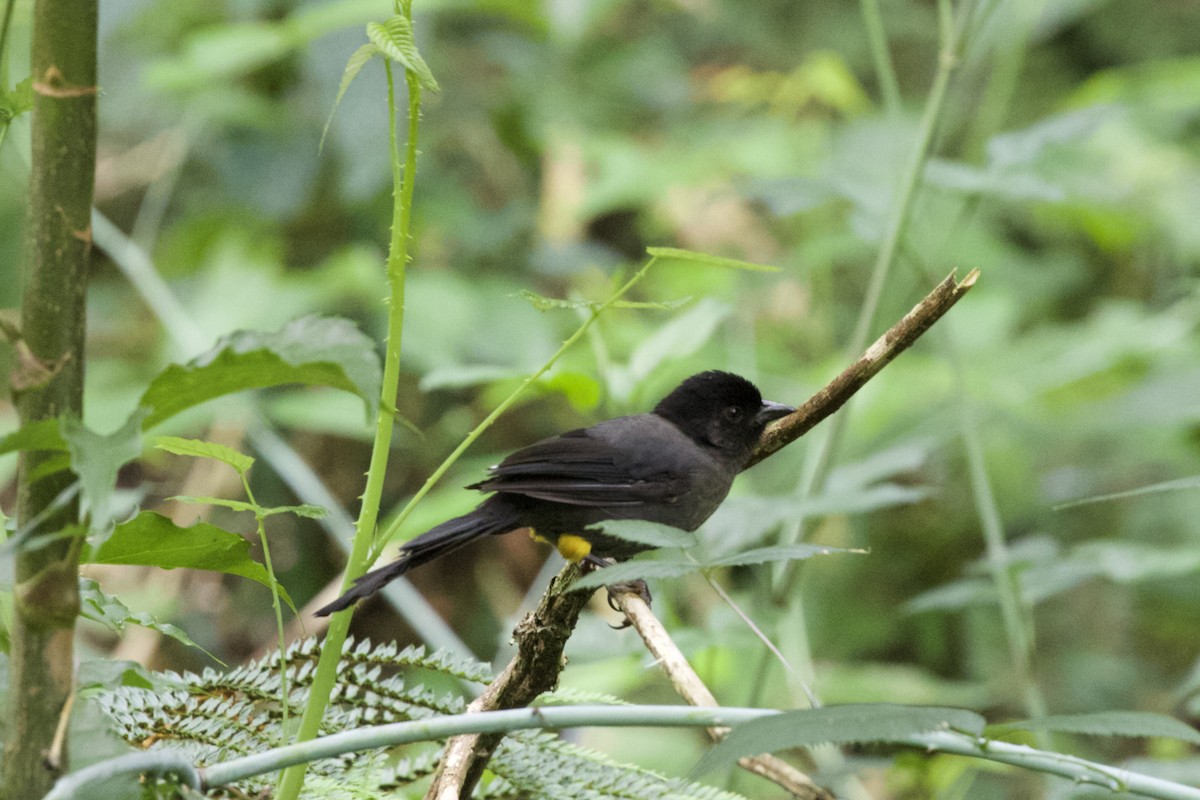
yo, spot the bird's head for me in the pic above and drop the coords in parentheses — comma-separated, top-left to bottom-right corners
(653, 371, 793, 462)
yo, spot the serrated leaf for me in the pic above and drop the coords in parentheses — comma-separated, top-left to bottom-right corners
(695, 705, 986, 776)
(629, 297, 731, 381)
(320, 42, 380, 153)
(88, 511, 291, 605)
(647, 246, 781, 272)
(154, 435, 254, 475)
(0, 418, 68, 456)
(704, 543, 863, 568)
(61, 410, 147, 543)
(79, 578, 218, 661)
(589, 520, 696, 549)
(366, 15, 439, 91)
(139, 315, 381, 429)
(992, 712, 1200, 744)
(570, 552, 698, 591)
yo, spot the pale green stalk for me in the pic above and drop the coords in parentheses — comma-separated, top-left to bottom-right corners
(274, 30, 421, 800)
(47, 706, 1200, 800)
(858, 0, 902, 115)
(239, 474, 291, 738)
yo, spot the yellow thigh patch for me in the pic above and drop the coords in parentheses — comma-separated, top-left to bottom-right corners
(554, 533, 592, 563)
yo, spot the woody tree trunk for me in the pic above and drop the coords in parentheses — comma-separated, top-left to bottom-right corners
(3, 1, 97, 797)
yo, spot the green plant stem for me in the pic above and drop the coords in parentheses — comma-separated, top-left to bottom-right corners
(45, 705, 1200, 800)
(771, 0, 968, 601)
(274, 51, 421, 800)
(4, 1, 97, 797)
(240, 475, 291, 738)
(373, 256, 662, 554)
(858, 0, 902, 115)
(943, 325, 1050, 738)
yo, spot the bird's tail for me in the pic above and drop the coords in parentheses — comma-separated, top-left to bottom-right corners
(314, 500, 518, 617)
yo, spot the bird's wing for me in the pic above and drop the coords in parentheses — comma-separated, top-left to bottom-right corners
(468, 422, 684, 507)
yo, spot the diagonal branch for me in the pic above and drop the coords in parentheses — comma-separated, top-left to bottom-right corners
(748, 268, 978, 469)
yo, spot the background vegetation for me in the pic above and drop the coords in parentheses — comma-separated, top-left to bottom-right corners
(2, 0, 1200, 797)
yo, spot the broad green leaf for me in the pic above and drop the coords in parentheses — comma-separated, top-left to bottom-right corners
(570, 552, 698, 591)
(629, 297, 731, 381)
(0, 418, 67, 456)
(646, 246, 781, 272)
(61, 410, 147, 542)
(992, 712, 1200, 744)
(153, 435, 254, 475)
(79, 578, 217, 660)
(320, 42, 380, 153)
(705, 543, 863, 568)
(89, 511, 289, 603)
(695, 705, 986, 776)
(590, 520, 696, 549)
(366, 15, 439, 91)
(139, 315, 381, 429)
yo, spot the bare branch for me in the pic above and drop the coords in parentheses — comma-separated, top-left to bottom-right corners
(748, 268, 978, 469)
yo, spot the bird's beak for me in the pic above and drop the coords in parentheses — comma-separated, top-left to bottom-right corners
(756, 400, 794, 426)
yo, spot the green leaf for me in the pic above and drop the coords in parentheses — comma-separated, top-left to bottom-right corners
(139, 315, 382, 429)
(268, 503, 328, 519)
(705, 543, 863, 568)
(153, 435, 255, 475)
(79, 578, 218, 661)
(646, 246, 781, 272)
(88, 511, 290, 604)
(629, 297, 731, 381)
(695, 705, 986, 776)
(589, 520, 696, 549)
(992, 712, 1200, 744)
(0, 418, 68, 456)
(570, 552, 698, 591)
(0, 76, 33, 124)
(366, 15, 439, 92)
(320, 42, 380, 153)
(60, 410, 147, 542)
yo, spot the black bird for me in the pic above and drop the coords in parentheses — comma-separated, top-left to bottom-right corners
(315, 371, 793, 616)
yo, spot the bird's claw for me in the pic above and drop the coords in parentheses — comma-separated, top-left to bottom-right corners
(605, 579, 652, 629)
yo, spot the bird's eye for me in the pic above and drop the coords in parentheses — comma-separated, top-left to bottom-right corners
(724, 406, 743, 422)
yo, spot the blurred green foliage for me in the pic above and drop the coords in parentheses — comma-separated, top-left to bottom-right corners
(4, 0, 1200, 797)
